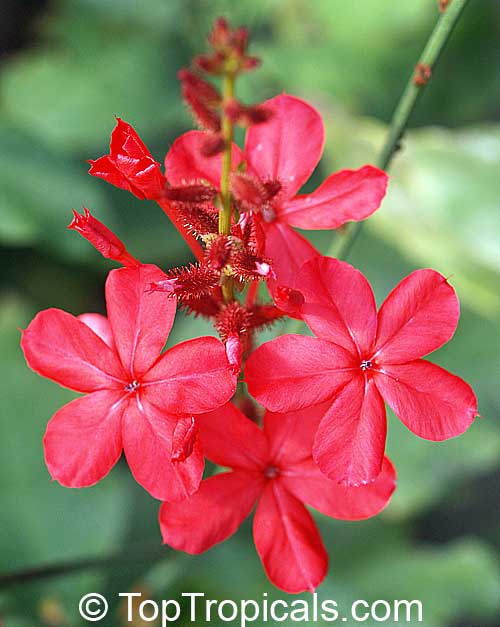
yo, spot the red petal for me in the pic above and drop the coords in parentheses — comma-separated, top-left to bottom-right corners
(142, 336, 236, 414)
(280, 165, 388, 229)
(159, 471, 262, 553)
(245, 334, 356, 412)
(89, 118, 165, 200)
(313, 375, 387, 486)
(123, 397, 204, 501)
(105, 264, 176, 379)
(296, 256, 377, 357)
(284, 457, 396, 520)
(78, 313, 115, 349)
(374, 360, 477, 441)
(165, 130, 243, 189)
(197, 403, 268, 470)
(253, 483, 328, 593)
(263, 404, 329, 466)
(245, 94, 324, 199)
(263, 221, 320, 295)
(44, 390, 125, 487)
(21, 309, 126, 392)
(373, 269, 460, 364)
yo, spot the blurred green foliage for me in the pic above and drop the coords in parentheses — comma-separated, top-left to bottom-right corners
(1, 1, 500, 626)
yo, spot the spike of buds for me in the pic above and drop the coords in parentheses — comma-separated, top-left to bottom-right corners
(68, 208, 140, 267)
(171, 417, 198, 463)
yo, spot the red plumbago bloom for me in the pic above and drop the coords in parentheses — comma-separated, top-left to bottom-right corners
(246, 257, 478, 487)
(68, 207, 140, 267)
(164, 94, 388, 288)
(159, 402, 396, 593)
(21, 264, 236, 501)
(89, 117, 165, 200)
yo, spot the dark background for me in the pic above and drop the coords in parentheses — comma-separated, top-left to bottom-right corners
(1, 1, 500, 625)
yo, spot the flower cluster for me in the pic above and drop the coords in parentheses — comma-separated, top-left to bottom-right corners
(21, 18, 477, 593)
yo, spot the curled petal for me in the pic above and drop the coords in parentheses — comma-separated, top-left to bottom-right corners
(123, 397, 204, 502)
(160, 471, 262, 553)
(44, 390, 125, 488)
(253, 483, 328, 593)
(89, 118, 165, 200)
(374, 360, 477, 441)
(374, 269, 460, 364)
(171, 416, 198, 463)
(280, 166, 388, 229)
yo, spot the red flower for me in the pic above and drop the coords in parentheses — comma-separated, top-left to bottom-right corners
(245, 257, 478, 486)
(164, 94, 388, 288)
(89, 118, 165, 200)
(21, 264, 236, 501)
(159, 402, 396, 593)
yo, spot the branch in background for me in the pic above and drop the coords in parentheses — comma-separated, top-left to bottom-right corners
(0, 543, 165, 589)
(331, 0, 470, 260)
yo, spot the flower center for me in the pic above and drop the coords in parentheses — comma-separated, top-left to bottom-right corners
(264, 465, 280, 479)
(360, 359, 373, 371)
(262, 204, 276, 223)
(124, 380, 140, 393)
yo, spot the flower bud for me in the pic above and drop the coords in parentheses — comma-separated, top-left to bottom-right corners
(68, 208, 140, 267)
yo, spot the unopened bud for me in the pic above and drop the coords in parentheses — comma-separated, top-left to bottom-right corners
(68, 208, 140, 267)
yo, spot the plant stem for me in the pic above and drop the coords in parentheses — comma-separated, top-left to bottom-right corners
(0, 543, 165, 588)
(219, 72, 236, 301)
(331, 0, 469, 260)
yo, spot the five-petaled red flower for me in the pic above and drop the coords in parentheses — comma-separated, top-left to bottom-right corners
(21, 264, 236, 501)
(159, 401, 396, 593)
(164, 94, 388, 288)
(246, 256, 478, 486)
